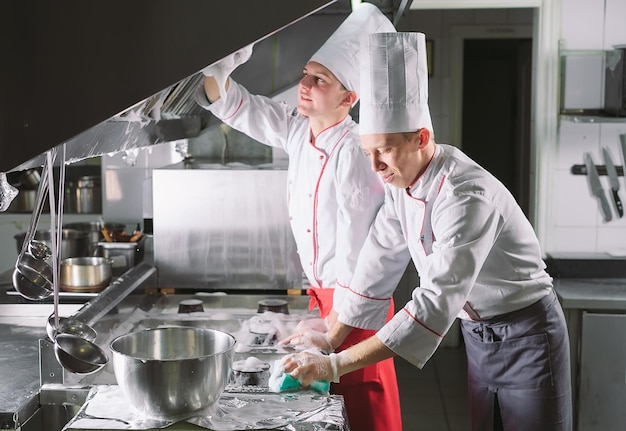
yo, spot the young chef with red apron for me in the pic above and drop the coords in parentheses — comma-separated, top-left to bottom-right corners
(284, 32, 573, 431)
(195, 4, 402, 431)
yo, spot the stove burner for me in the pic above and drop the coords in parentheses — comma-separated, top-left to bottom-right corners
(177, 299, 204, 313)
(257, 298, 289, 314)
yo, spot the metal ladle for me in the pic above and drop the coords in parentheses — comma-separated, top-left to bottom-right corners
(12, 155, 53, 300)
(46, 314, 97, 342)
(45, 146, 109, 374)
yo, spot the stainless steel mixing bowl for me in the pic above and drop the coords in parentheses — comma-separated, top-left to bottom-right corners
(109, 327, 236, 420)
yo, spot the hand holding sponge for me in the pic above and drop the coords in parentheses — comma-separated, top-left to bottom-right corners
(268, 350, 338, 394)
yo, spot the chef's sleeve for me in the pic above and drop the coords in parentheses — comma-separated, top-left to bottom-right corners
(198, 79, 294, 153)
(332, 142, 385, 309)
(337, 190, 411, 329)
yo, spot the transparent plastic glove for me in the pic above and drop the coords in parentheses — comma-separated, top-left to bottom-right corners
(281, 350, 340, 386)
(279, 329, 333, 354)
(295, 317, 329, 334)
(0, 173, 18, 212)
(201, 44, 254, 101)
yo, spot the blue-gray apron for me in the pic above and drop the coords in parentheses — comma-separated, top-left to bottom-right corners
(460, 290, 572, 431)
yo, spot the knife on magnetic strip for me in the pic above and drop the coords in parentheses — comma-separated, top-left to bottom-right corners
(584, 153, 612, 222)
(602, 147, 624, 218)
(621, 134, 626, 193)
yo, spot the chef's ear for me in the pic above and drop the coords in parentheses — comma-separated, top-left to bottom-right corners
(417, 128, 431, 147)
(342, 90, 358, 107)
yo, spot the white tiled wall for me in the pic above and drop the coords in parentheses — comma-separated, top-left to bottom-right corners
(550, 0, 626, 255)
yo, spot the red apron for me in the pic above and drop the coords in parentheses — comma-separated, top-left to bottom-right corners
(308, 288, 403, 431)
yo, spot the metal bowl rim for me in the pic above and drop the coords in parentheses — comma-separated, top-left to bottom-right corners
(109, 326, 237, 361)
(61, 256, 114, 266)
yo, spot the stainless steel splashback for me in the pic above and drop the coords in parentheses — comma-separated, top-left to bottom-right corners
(152, 161, 302, 290)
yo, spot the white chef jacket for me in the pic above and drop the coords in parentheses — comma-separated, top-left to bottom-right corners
(339, 144, 553, 368)
(197, 80, 384, 303)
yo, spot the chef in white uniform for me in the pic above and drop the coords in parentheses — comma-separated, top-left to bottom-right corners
(283, 32, 573, 431)
(195, 4, 403, 431)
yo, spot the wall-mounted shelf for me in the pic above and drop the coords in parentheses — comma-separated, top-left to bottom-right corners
(561, 113, 626, 124)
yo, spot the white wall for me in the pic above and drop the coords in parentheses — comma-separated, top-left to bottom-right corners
(550, 0, 626, 256)
(403, 1, 626, 257)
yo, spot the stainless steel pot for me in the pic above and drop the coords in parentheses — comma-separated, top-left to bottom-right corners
(60, 256, 113, 291)
(14, 229, 90, 260)
(62, 221, 125, 254)
(110, 327, 236, 420)
(7, 189, 38, 212)
(66, 175, 102, 214)
(63, 221, 104, 246)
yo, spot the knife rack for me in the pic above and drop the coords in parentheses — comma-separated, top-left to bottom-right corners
(571, 165, 625, 176)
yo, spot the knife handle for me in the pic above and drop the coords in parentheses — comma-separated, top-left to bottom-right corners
(613, 189, 624, 218)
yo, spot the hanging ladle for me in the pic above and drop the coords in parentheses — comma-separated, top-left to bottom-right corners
(12, 154, 54, 300)
(45, 146, 108, 374)
(46, 314, 97, 342)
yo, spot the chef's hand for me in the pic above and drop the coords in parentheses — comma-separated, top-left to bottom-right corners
(279, 328, 334, 354)
(201, 44, 254, 102)
(282, 350, 342, 386)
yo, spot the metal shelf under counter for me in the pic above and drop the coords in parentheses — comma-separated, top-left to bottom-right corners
(553, 278, 626, 431)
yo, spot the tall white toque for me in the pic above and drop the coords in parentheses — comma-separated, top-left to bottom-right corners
(359, 32, 433, 135)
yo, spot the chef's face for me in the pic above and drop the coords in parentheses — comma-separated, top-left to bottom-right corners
(361, 129, 432, 189)
(297, 61, 353, 119)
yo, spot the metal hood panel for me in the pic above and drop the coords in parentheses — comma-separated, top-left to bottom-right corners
(0, 0, 336, 172)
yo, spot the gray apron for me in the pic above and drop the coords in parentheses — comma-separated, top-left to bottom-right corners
(460, 290, 572, 431)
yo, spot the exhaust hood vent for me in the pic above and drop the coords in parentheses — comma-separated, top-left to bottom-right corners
(2, 0, 408, 173)
(1, 0, 338, 173)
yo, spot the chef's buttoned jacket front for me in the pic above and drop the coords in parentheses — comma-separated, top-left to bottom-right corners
(339, 144, 553, 368)
(201, 81, 384, 303)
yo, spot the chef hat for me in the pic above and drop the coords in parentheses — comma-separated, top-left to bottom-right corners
(359, 32, 433, 135)
(309, 2, 395, 101)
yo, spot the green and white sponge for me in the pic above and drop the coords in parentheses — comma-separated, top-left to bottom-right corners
(268, 360, 330, 394)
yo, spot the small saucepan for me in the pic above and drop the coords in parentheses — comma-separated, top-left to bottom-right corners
(60, 257, 114, 292)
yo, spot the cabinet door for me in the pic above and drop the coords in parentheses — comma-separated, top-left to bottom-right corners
(579, 312, 626, 430)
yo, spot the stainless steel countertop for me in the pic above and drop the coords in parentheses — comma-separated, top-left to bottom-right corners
(0, 286, 315, 429)
(554, 278, 626, 310)
(0, 303, 84, 428)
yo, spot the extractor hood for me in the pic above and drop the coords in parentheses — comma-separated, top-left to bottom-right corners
(0, 0, 339, 173)
(1, 0, 411, 174)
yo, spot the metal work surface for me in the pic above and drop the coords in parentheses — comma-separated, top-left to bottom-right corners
(0, 259, 324, 430)
(0, 304, 82, 429)
(554, 277, 626, 310)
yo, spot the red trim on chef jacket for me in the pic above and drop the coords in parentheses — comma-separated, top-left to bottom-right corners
(221, 96, 245, 121)
(402, 307, 443, 338)
(306, 128, 350, 287)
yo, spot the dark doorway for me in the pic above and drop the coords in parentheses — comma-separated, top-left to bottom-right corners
(461, 38, 532, 216)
